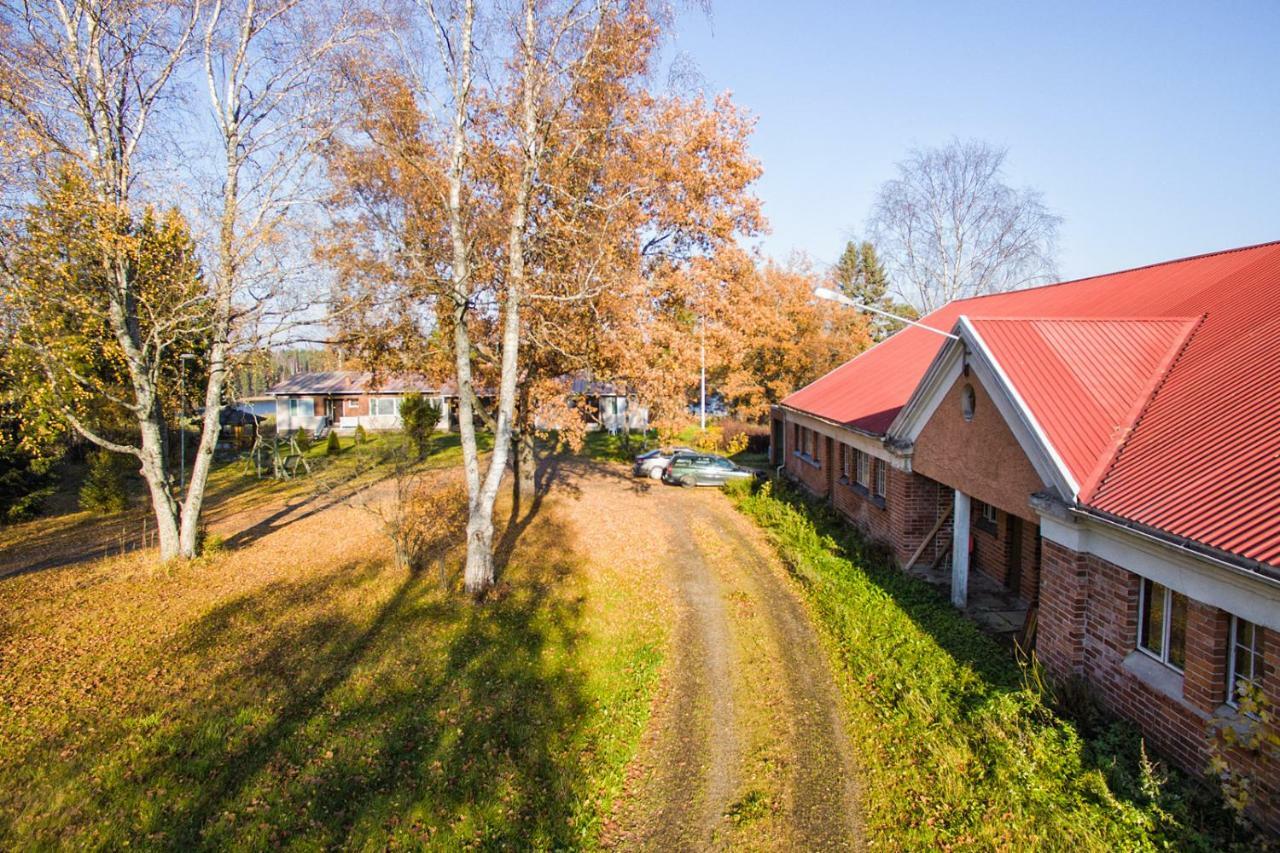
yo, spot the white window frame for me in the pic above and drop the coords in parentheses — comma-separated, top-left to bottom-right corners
(1227, 616, 1262, 708)
(288, 398, 302, 417)
(346, 398, 358, 410)
(841, 444, 852, 481)
(371, 397, 400, 417)
(855, 450, 870, 488)
(1138, 578, 1187, 672)
(874, 458, 886, 498)
(981, 501, 997, 526)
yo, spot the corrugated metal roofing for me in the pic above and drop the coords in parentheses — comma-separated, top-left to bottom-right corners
(967, 317, 1198, 494)
(781, 239, 1280, 567)
(265, 371, 450, 396)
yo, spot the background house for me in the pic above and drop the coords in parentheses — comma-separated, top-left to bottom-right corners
(266, 372, 453, 434)
(773, 240, 1280, 831)
(569, 377, 649, 433)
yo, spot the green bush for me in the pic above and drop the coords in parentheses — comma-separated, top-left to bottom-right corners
(729, 478, 1248, 850)
(400, 393, 441, 460)
(0, 442, 56, 523)
(293, 428, 311, 453)
(325, 431, 341, 456)
(354, 424, 367, 445)
(79, 449, 132, 513)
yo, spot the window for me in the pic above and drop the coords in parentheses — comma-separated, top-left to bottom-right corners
(346, 398, 358, 410)
(961, 383, 976, 421)
(288, 398, 302, 417)
(1228, 617, 1263, 707)
(874, 459, 886, 498)
(972, 500, 998, 534)
(371, 397, 400, 416)
(1138, 579, 1187, 671)
(855, 450, 870, 488)
(841, 444, 852, 481)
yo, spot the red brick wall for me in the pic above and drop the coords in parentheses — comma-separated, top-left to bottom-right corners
(1039, 539, 1280, 831)
(784, 424, 829, 498)
(913, 372, 1041, 521)
(970, 509, 1041, 603)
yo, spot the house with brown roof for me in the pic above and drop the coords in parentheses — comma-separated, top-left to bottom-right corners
(266, 371, 454, 434)
(773, 240, 1280, 829)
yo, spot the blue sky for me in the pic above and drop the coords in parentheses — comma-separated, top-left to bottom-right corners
(669, 0, 1280, 281)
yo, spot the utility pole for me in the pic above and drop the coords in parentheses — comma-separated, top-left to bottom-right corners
(699, 314, 706, 431)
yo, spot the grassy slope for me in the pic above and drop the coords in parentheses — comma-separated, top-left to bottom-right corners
(728, 479, 1254, 851)
(0, 447, 660, 849)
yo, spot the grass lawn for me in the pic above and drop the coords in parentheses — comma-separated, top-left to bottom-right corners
(0, 447, 662, 849)
(728, 478, 1256, 851)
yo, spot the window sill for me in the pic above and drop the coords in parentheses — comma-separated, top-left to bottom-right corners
(841, 479, 886, 510)
(974, 520, 998, 536)
(1122, 651, 1206, 720)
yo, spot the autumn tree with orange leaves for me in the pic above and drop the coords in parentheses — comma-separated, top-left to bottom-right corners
(325, 0, 763, 593)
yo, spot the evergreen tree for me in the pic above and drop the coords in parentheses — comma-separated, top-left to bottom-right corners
(830, 239, 918, 341)
(400, 394, 441, 460)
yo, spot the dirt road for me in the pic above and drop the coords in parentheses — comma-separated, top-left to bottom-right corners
(552, 462, 862, 850)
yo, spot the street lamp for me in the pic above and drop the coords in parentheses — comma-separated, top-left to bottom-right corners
(179, 353, 197, 493)
(812, 287, 959, 341)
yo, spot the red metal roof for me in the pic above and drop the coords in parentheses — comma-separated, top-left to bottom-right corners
(781, 240, 1280, 567)
(967, 317, 1198, 494)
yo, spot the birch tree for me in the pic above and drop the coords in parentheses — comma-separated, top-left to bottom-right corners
(0, 0, 352, 559)
(869, 138, 1061, 312)
(182, 0, 356, 554)
(0, 0, 201, 559)
(326, 0, 763, 595)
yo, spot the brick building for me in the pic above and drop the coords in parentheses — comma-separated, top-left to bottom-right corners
(772, 241, 1280, 830)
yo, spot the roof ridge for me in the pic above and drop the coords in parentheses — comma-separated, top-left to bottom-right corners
(965, 315, 1200, 323)
(1080, 314, 1207, 501)
(949, 239, 1280, 307)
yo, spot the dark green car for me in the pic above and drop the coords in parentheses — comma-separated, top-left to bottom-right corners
(661, 452, 757, 487)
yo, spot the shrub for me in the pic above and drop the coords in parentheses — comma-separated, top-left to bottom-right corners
(721, 418, 769, 454)
(0, 441, 56, 523)
(293, 428, 311, 453)
(354, 424, 367, 445)
(400, 393, 441, 460)
(79, 449, 132, 513)
(325, 431, 341, 456)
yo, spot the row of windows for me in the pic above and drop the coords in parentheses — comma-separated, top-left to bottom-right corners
(793, 424, 818, 460)
(840, 445, 886, 498)
(287, 397, 401, 416)
(1137, 577, 1264, 708)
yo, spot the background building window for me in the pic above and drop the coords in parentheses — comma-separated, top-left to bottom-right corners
(855, 450, 870, 488)
(1138, 578, 1187, 671)
(841, 444, 852, 480)
(1228, 616, 1263, 706)
(874, 458, 886, 497)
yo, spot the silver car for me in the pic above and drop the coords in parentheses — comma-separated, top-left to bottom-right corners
(632, 447, 694, 479)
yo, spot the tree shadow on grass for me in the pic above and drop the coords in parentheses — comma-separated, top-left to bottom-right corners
(92, 511, 592, 849)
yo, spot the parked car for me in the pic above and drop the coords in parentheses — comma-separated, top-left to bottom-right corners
(633, 446, 694, 479)
(662, 451, 758, 487)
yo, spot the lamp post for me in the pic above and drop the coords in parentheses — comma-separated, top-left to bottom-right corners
(179, 353, 196, 493)
(811, 287, 959, 340)
(699, 313, 706, 431)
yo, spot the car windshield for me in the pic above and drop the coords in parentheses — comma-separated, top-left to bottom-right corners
(713, 458, 735, 469)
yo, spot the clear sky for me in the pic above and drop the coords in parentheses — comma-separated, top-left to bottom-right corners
(669, 0, 1280, 281)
